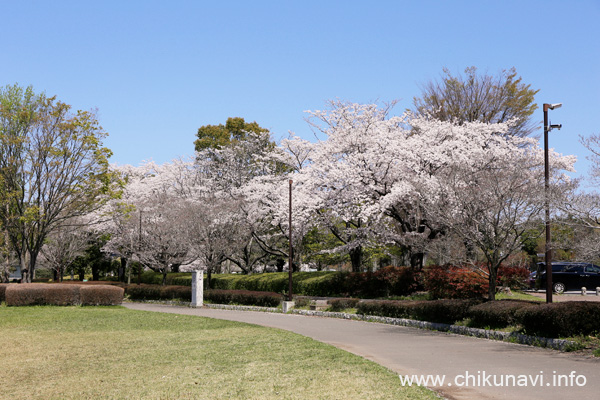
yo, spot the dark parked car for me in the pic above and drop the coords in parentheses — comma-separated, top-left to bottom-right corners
(529, 262, 600, 294)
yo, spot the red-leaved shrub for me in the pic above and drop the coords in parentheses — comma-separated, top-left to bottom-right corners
(497, 266, 530, 289)
(424, 265, 488, 299)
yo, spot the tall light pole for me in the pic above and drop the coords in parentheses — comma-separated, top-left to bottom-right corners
(543, 102, 562, 303)
(288, 179, 293, 302)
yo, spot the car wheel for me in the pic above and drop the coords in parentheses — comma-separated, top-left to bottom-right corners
(553, 282, 566, 294)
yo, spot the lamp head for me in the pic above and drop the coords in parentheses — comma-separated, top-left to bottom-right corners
(544, 103, 563, 111)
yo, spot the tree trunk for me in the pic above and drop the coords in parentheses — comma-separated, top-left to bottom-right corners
(119, 257, 127, 282)
(488, 264, 498, 300)
(349, 246, 363, 273)
(20, 253, 30, 283)
(410, 252, 424, 271)
(92, 264, 100, 281)
(276, 258, 285, 273)
(162, 271, 167, 286)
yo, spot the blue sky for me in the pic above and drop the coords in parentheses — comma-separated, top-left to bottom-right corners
(1, 0, 599, 182)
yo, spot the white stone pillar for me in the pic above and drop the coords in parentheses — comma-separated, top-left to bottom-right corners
(282, 301, 295, 313)
(191, 271, 203, 307)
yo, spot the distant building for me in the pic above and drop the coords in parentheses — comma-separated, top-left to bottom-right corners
(8, 265, 22, 281)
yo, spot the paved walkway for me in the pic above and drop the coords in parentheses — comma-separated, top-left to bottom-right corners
(528, 290, 600, 301)
(123, 303, 600, 400)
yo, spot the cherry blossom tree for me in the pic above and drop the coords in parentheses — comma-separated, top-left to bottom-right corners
(297, 100, 576, 280)
(422, 122, 575, 299)
(39, 222, 89, 282)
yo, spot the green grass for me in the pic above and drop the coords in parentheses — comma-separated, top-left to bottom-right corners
(495, 291, 544, 301)
(0, 305, 436, 400)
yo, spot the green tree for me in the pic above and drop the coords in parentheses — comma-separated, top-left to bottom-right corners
(194, 117, 269, 151)
(413, 67, 539, 138)
(0, 84, 120, 282)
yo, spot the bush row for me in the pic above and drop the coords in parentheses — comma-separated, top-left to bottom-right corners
(211, 267, 421, 298)
(357, 298, 483, 325)
(124, 284, 192, 301)
(516, 302, 600, 338)
(424, 265, 530, 299)
(126, 264, 530, 300)
(205, 289, 282, 308)
(0, 283, 8, 302)
(123, 284, 282, 307)
(136, 271, 195, 286)
(3, 283, 123, 306)
(328, 297, 361, 311)
(468, 300, 540, 328)
(356, 298, 600, 338)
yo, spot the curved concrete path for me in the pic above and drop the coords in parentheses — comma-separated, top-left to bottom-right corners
(123, 303, 600, 400)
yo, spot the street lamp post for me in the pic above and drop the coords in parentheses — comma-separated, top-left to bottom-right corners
(543, 102, 562, 304)
(288, 179, 293, 302)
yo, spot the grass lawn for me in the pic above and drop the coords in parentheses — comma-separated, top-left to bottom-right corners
(0, 305, 436, 400)
(495, 291, 544, 301)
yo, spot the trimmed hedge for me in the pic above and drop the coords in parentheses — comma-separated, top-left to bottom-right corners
(328, 297, 360, 311)
(0, 283, 9, 302)
(4, 283, 123, 306)
(410, 299, 484, 325)
(210, 272, 335, 294)
(123, 284, 281, 307)
(124, 284, 191, 301)
(80, 285, 125, 306)
(204, 289, 282, 307)
(210, 267, 421, 298)
(357, 298, 484, 324)
(468, 300, 540, 329)
(136, 271, 195, 286)
(6, 284, 80, 306)
(515, 301, 600, 338)
(357, 300, 424, 319)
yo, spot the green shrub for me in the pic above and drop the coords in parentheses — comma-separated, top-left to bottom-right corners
(357, 300, 422, 319)
(293, 296, 311, 308)
(79, 285, 124, 305)
(124, 284, 191, 301)
(296, 272, 346, 296)
(6, 283, 80, 306)
(136, 271, 196, 286)
(159, 285, 192, 301)
(515, 301, 600, 338)
(410, 299, 483, 324)
(328, 298, 360, 311)
(209, 270, 421, 298)
(205, 289, 282, 307)
(125, 284, 162, 300)
(357, 298, 482, 324)
(468, 300, 539, 329)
